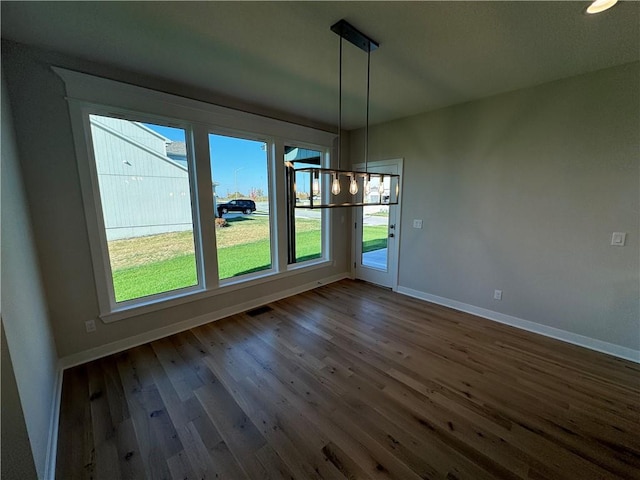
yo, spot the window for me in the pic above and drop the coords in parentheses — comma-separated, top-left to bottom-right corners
(285, 146, 326, 264)
(88, 114, 200, 303)
(209, 133, 272, 280)
(57, 67, 334, 321)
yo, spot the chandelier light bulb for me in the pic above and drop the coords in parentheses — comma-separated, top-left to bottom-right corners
(349, 175, 358, 195)
(312, 173, 320, 196)
(378, 175, 385, 196)
(331, 173, 341, 195)
(363, 174, 371, 195)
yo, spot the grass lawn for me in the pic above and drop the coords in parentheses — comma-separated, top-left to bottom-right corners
(362, 225, 388, 253)
(112, 254, 197, 302)
(110, 216, 322, 302)
(109, 216, 388, 302)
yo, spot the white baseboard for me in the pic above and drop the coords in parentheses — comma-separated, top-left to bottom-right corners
(59, 273, 349, 370)
(396, 286, 640, 364)
(43, 365, 64, 480)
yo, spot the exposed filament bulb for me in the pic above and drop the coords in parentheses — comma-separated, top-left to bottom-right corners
(331, 173, 341, 195)
(363, 174, 371, 195)
(349, 175, 358, 195)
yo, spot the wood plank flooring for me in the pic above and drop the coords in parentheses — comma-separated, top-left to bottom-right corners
(56, 279, 640, 479)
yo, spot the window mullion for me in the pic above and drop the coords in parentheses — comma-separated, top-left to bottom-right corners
(192, 124, 219, 289)
(272, 139, 289, 273)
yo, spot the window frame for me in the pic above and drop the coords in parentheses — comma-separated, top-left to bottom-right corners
(84, 110, 205, 309)
(56, 67, 335, 322)
(283, 140, 331, 269)
(207, 127, 277, 285)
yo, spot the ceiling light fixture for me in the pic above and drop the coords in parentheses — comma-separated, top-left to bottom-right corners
(586, 0, 618, 14)
(294, 19, 400, 209)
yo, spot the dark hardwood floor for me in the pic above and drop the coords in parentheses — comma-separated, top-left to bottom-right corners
(56, 279, 640, 479)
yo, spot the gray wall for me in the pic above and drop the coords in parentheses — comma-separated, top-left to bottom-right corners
(351, 62, 640, 351)
(1, 324, 38, 480)
(2, 72, 58, 479)
(2, 41, 350, 359)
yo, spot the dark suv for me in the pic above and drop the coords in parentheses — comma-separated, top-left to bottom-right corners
(217, 199, 257, 216)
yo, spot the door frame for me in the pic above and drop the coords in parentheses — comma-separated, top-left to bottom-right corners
(351, 158, 403, 290)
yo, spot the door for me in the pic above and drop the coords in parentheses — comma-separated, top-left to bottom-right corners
(353, 159, 402, 289)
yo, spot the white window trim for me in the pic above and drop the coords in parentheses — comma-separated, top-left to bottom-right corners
(78, 107, 207, 313)
(104, 260, 332, 323)
(207, 128, 278, 283)
(55, 67, 335, 322)
(282, 139, 332, 268)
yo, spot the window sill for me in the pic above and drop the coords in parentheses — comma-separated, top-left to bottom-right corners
(99, 258, 333, 323)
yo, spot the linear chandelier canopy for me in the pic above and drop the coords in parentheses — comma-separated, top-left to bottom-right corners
(294, 19, 400, 208)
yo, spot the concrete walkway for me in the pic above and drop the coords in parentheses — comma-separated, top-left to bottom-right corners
(362, 247, 387, 270)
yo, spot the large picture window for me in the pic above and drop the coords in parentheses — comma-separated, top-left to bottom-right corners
(209, 133, 272, 280)
(58, 67, 334, 320)
(89, 114, 199, 303)
(285, 146, 325, 264)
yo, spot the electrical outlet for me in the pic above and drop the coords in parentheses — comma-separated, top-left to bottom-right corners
(85, 319, 96, 333)
(413, 219, 423, 229)
(611, 232, 626, 246)
(493, 289, 503, 301)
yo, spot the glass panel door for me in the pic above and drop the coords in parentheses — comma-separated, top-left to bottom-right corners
(362, 204, 390, 271)
(354, 160, 402, 289)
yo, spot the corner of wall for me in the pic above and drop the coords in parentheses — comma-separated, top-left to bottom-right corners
(2, 66, 61, 480)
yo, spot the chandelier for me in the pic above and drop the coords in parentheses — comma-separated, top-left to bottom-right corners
(294, 19, 400, 209)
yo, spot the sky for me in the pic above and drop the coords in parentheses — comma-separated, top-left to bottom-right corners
(145, 123, 268, 198)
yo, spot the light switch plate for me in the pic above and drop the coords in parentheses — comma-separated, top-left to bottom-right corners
(413, 219, 423, 229)
(611, 232, 626, 246)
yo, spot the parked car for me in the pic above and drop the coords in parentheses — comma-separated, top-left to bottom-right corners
(217, 199, 256, 216)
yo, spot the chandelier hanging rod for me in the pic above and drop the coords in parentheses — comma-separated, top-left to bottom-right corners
(331, 20, 378, 177)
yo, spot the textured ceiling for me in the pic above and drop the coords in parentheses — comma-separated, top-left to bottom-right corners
(2, 1, 638, 129)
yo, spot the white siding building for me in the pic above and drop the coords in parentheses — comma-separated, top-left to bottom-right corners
(89, 116, 194, 240)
